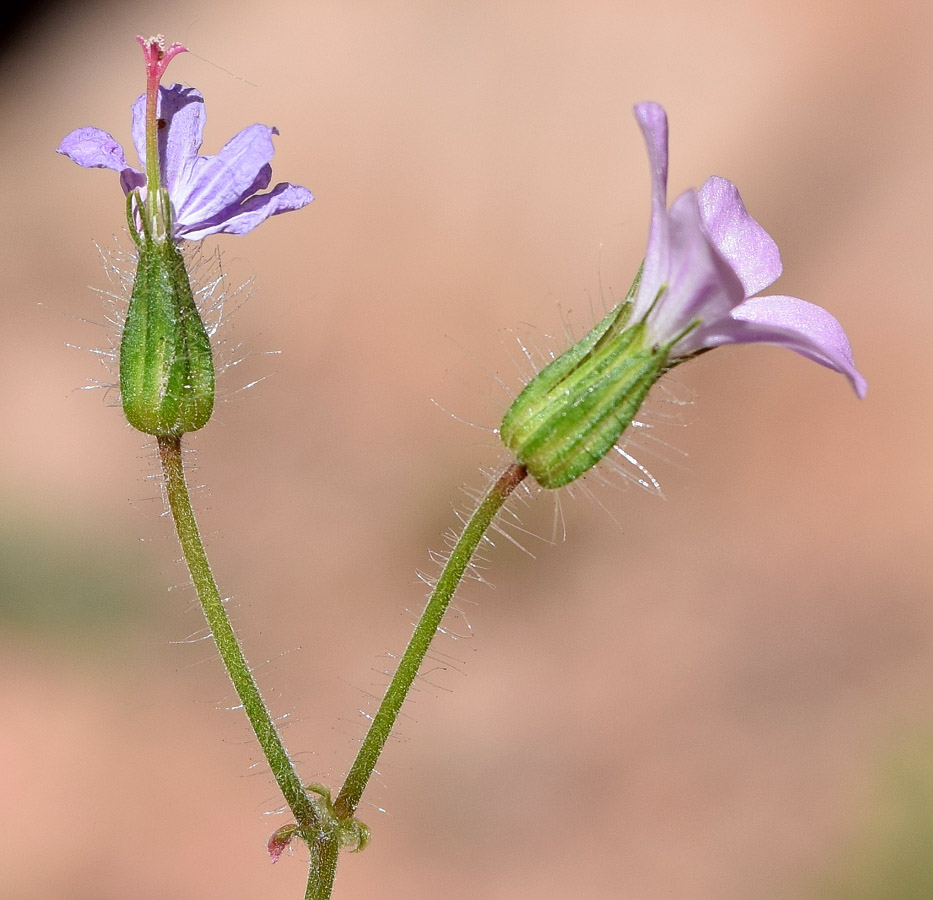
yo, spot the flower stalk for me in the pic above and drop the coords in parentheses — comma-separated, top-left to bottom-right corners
(334, 462, 528, 821)
(160, 435, 352, 900)
(159, 441, 527, 898)
(157, 436, 320, 834)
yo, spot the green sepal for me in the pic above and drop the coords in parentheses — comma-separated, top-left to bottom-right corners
(500, 305, 669, 489)
(119, 238, 215, 437)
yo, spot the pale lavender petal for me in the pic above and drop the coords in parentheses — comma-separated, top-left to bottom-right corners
(634, 102, 668, 213)
(208, 162, 274, 213)
(58, 127, 128, 171)
(684, 294, 867, 397)
(632, 102, 671, 319)
(176, 183, 314, 240)
(57, 127, 145, 193)
(174, 124, 279, 225)
(645, 190, 745, 344)
(698, 176, 782, 296)
(62, 81, 311, 241)
(131, 84, 205, 199)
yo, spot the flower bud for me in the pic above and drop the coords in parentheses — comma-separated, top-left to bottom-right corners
(119, 236, 215, 437)
(499, 303, 670, 489)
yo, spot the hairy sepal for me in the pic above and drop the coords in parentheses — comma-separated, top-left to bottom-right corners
(500, 305, 669, 489)
(119, 238, 215, 436)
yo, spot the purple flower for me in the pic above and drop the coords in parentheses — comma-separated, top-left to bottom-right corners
(58, 84, 312, 241)
(631, 102, 866, 397)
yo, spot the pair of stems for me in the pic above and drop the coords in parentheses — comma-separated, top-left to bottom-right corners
(158, 435, 527, 900)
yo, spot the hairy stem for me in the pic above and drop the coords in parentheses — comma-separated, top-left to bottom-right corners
(157, 436, 319, 833)
(159, 438, 526, 900)
(305, 834, 339, 900)
(334, 462, 528, 821)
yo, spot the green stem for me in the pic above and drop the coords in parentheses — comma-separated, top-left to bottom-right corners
(334, 462, 528, 821)
(160, 438, 526, 900)
(157, 436, 319, 833)
(305, 835, 339, 900)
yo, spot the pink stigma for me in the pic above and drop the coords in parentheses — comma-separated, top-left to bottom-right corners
(136, 34, 188, 88)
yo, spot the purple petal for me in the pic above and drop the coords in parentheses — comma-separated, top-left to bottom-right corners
(698, 176, 782, 297)
(633, 102, 669, 214)
(631, 102, 671, 318)
(131, 84, 205, 200)
(59, 80, 312, 242)
(174, 124, 280, 227)
(57, 127, 145, 193)
(645, 190, 744, 344)
(58, 127, 128, 171)
(175, 182, 314, 240)
(685, 294, 867, 397)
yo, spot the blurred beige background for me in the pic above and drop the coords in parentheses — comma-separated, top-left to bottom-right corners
(1, 1, 929, 898)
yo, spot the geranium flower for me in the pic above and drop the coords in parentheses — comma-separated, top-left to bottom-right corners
(57, 36, 316, 437)
(501, 102, 865, 488)
(58, 83, 312, 241)
(631, 102, 866, 397)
